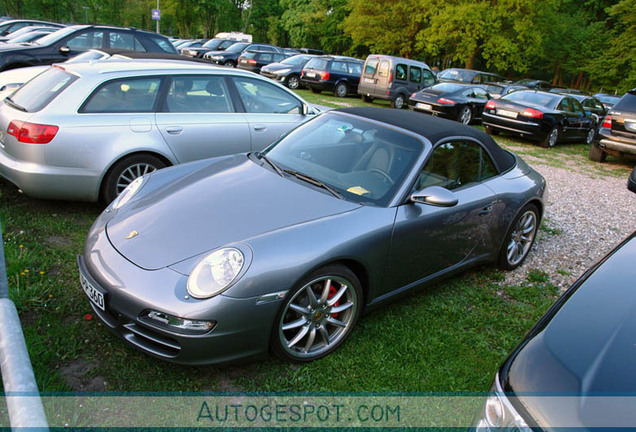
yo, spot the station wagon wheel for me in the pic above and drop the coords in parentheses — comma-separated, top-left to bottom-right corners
(585, 127, 595, 145)
(286, 74, 300, 90)
(334, 82, 348, 98)
(588, 144, 606, 162)
(391, 94, 406, 109)
(498, 204, 539, 270)
(102, 154, 167, 204)
(458, 106, 472, 125)
(540, 127, 559, 148)
(272, 265, 362, 362)
(224, 60, 236, 67)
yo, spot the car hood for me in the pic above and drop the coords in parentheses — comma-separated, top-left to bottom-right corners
(262, 62, 294, 72)
(502, 233, 636, 425)
(0, 42, 35, 52)
(205, 50, 230, 57)
(106, 155, 360, 270)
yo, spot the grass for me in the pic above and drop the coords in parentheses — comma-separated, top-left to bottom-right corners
(0, 90, 633, 394)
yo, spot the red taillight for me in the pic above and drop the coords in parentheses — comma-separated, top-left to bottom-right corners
(248, 59, 257, 65)
(437, 97, 456, 105)
(389, 72, 393, 84)
(319, 71, 330, 80)
(602, 115, 612, 129)
(411, 93, 417, 98)
(7, 120, 58, 144)
(521, 108, 544, 119)
(485, 100, 496, 109)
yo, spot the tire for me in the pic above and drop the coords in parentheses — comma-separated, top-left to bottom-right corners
(588, 144, 606, 162)
(391, 94, 406, 109)
(334, 82, 348, 98)
(310, 87, 321, 94)
(271, 264, 363, 362)
(540, 127, 558, 148)
(362, 95, 374, 103)
(484, 125, 499, 136)
(102, 154, 166, 204)
(584, 127, 596, 145)
(224, 60, 236, 68)
(458, 106, 472, 125)
(286, 74, 300, 90)
(498, 204, 540, 270)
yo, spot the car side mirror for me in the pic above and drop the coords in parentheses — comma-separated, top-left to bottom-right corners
(410, 186, 458, 207)
(302, 103, 309, 115)
(59, 46, 71, 55)
(629, 166, 636, 194)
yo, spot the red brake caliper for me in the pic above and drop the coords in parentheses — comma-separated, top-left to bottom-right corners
(328, 284, 340, 318)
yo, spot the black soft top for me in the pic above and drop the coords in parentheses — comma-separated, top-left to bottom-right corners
(336, 107, 516, 173)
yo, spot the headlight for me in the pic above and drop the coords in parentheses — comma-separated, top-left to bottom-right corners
(474, 374, 531, 431)
(276, 68, 291, 74)
(187, 247, 245, 298)
(108, 176, 145, 211)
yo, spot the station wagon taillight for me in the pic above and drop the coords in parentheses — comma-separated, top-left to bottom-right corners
(437, 97, 456, 105)
(320, 71, 330, 80)
(602, 115, 612, 128)
(485, 100, 496, 109)
(248, 59, 257, 65)
(7, 120, 59, 144)
(521, 108, 544, 119)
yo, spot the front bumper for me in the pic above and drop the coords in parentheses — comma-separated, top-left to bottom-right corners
(78, 220, 282, 365)
(0, 146, 101, 201)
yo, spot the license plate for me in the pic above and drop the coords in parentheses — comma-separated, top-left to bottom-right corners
(240, 59, 247, 63)
(364, 78, 374, 83)
(80, 271, 105, 311)
(306, 72, 316, 78)
(497, 109, 518, 118)
(416, 103, 432, 111)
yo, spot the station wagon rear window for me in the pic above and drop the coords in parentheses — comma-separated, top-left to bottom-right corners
(81, 77, 162, 113)
(9, 67, 78, 112)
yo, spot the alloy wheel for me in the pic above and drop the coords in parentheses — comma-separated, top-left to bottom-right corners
(116, 163, 157, 195)
(506, 210, 538, 266)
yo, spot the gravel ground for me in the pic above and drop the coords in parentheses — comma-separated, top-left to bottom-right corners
(504, 160, 636, 291)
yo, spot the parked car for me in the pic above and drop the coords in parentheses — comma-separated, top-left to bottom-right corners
(480, 83, 526, 99)
(301, 56, 363, 97)
(0, 25, 61, 43)
(514, 78, 553, 90)
(594, 93, 621, 110)
(474, 169, 636, 431)
(0, 60, 323, 202)
(358, 54, 435, 109)
(569, 94, 607, 126)
(589, 89, 636, 162)
(409, 82, 491, 125)
(176, 39, 208, 54)
(260, 54, 319, 90)
(483, 90, 596, 147)
(0, 25, 177, 71)
(0, 19, 63, 36)
(1, 29, 55, 44)
(548, 87, 589, 96)
(78, 107, 545, 365)
(180, 38, 236, 58)
(237, 50, 288, 74)
(437, 68, 505, 84)
(204, 42, 282, 67)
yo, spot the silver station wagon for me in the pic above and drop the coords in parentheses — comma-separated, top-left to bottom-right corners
(0, 60, 321, 202)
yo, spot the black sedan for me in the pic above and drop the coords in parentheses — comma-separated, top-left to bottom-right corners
(181, 38, 236, 58)
(570, 94, 607, 126)
(408, 82, 491, 125)
(260, 54, 319, 90)
(483, 90, 596, 147)
(474, 168, 636, 430)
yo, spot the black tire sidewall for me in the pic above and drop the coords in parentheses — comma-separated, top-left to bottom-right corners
(102, 154, 166, 204)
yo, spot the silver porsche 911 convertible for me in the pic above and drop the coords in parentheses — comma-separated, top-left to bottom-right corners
(79, 107, 546, 364)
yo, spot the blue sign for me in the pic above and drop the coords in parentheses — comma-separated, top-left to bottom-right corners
(151, 9, 161, 20)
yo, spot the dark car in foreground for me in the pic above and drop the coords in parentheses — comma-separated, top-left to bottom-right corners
(589, 89, 636, 162)
(0, 25, 177, 71)
(79, 107, 545, 365)
(260, 54, 318, 89)
(237, 50, 288, 74)
(409, 82, 491, 125)
(301, 56, 363, 97)
(483, 90, 596, 147)
(475, 169, 636, 431)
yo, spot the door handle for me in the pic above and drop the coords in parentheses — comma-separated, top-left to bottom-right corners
(166, 126, 183, 135)
(253, 124, 267, 132)
(479, 204, 493, 216)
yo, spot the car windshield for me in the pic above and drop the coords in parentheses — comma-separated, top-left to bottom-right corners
(599, 95, 620, 104)
(225, 42, 249, 53)
(263, 112, 423, 207)
(202, 39, 222, 49)
(34, 26, 80, 46)
(281, 55, 310, 66)
(502, 91, 560, 108)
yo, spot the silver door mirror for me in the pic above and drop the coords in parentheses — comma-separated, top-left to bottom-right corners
(302, 103, 310, 115)
(410, 186, 458, 207)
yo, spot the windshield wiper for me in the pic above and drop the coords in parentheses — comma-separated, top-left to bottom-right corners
(254, 151, 284, 177)
(283, 169, 343, 200)
(4, 96, 27, 112)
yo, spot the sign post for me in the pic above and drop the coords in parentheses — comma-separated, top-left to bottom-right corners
(152, 0, 160, 34)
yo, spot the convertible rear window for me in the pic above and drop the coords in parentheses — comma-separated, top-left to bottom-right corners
(9, 67, 78, 112)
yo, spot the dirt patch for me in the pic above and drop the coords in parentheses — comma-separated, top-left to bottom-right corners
(46, 236, 73, 247)
(323, 100, 351, 107)
(59, 359, 107, 391)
